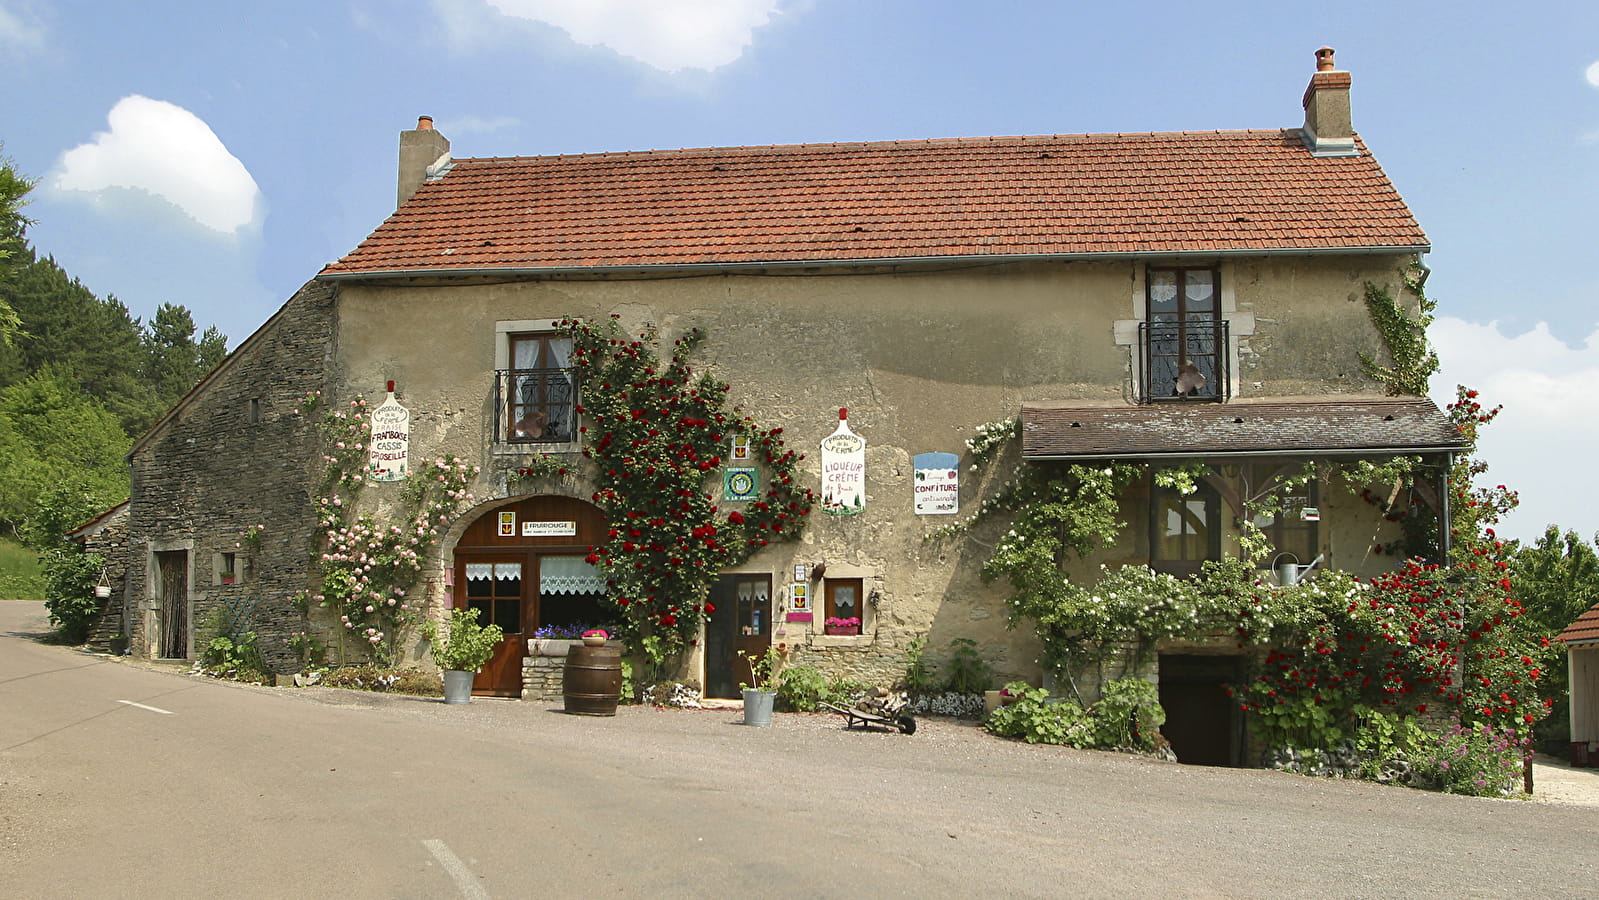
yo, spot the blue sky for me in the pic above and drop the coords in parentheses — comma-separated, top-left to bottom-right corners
(1, 0, 1596, 544)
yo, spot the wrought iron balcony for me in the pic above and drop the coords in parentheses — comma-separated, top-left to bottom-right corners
(494, 367, 579, 443)
(1139, 319, 1230, 403)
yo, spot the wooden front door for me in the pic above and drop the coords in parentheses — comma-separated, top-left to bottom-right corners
(704, 574, 772, 699)
(457, 555, 526, 697)
(451, 495, 608, 698)
(155, 550, 188, 659)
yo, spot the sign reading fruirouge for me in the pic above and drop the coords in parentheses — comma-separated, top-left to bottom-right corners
(368, 389, 410, 482)
(819, 409, 865, 516)
(912, 452, 960, 515)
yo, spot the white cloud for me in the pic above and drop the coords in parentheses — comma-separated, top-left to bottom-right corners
(1430, 317, 1599, 543)
(52, 96, 261, 235)
(1586, 59, 1599, 89)
(481, 0, 781, 72)
(0, 1, 45, 50)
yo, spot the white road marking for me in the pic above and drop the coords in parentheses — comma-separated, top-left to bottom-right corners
(424, 839, 489, 900)
(117, 700, 173, 715)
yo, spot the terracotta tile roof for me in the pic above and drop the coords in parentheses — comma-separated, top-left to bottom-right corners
(1021, 397, 1464, 460)
(1559, 601, 1599, 647)
(320, 130, 1427, 277)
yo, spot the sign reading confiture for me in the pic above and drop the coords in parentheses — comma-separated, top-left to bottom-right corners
(368, 388, 410, 482)
(912, 452, 960, 515)
(819, 408, 865, 516)
(521, 521, 578, 537)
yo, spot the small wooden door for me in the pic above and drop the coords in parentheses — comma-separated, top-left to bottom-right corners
(155, 550, 188, 659)
(704, 574, 772, 699)
(457, 556, 525, 698)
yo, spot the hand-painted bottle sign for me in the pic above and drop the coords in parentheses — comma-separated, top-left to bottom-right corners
(368, 390, 410, 482)
(913, 452, 960, 515)
(820, 408, 865, 516)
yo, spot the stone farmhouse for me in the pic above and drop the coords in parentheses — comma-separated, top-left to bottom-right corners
(100, 48, 1464, 764)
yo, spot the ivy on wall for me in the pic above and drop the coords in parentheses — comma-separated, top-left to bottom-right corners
(1359, 267, 1438, 396)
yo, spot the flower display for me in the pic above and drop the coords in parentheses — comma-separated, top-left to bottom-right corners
(541, 316, 816, 666)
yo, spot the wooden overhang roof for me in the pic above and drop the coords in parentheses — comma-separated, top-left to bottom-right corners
(1021, 397, 1465, 462)
(319, 129, 1427, 280)
(1558, 601, 1599, 648)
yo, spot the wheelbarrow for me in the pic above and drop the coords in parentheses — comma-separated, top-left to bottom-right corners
(820, 698, 917, 735)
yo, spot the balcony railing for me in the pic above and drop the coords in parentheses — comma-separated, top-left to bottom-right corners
(1139, 319, 1230, 403)
(494, 367, 579, 443)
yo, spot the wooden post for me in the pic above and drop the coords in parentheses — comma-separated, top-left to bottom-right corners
(1524, 754, 1534, 795)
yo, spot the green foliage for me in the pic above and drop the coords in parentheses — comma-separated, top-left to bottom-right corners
(1358, 270, 1438, 396)
(985, 683, 1092, 745)
(422, 607, 505, 672)
(562, 316, 815, 666)
(942, 637, 994, 694)
(319, 665, 443, 695)
(0, 372, 131, 536)
(1350, 708, 1429, 780)
(773, 664, 863, 712)
(1088, 677, 1166, 752)
(985, 679, 1168, 752)
(1511, 525, 1599, 741)
(40, 546, 104, 642)
(196, 608, 271, 682)
(1407, 720, 1528, 796)
(0, 535, 44, 599)
(738, 642, 787, 691)
(0, 145, 33, 346)
(901, 635, 938, 694)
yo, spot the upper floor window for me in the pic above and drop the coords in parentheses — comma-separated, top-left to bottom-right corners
(1142, 267, 1228, 403)
(497, 333, 577, 444)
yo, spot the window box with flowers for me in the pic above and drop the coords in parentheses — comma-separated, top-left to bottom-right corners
(824, 616, 861, 636)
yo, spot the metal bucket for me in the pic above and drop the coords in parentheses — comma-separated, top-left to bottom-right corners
(742, 688, 775, 727)
(442, 669, 475, 705)
(563, 644, 622, 716)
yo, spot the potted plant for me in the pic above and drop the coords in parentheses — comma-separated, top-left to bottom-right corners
(422, 607, 505, 704)
(824, 616, 861, 636)
(737, 644, 786, 727)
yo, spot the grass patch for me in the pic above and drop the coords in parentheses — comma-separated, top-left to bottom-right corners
(0, 537, 45, 600)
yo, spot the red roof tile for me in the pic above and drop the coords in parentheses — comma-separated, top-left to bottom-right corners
(1559, 601, 1599, 647)
(320, 130, 1427, 277)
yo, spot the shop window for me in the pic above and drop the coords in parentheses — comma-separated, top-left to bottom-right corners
(496, 332, 577, 443)
(536, 555, 609, 631)
(824, 578, 863, 634)
(1149, 479, 1221, 578)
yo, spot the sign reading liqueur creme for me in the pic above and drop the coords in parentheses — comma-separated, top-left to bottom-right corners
(912, 451, 960, 515)
(819, 408, 865, 516)
(368, 387, 410, 482)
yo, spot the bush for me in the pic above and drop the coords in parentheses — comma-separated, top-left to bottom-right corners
(197, 631, 271, 683)
(942, 637, 993, 694)
(985, 678, 1169, 752)
(1408, 720, 1528, 796)
(774, 664, 862, 712)
(1089, 678, 1166, 752)
(41, 547, 103, 642)
(901, 636, 937, 694)
(423, 607, 504, 671)
(985, 683, 1092, 744)
(320, 665, 443, 695)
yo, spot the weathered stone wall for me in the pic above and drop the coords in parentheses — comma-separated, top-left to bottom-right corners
(121, 281, 337, 670)
(323, 254, 1423, 689)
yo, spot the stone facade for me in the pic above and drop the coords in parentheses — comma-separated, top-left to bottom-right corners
(119, 281, 336, 669)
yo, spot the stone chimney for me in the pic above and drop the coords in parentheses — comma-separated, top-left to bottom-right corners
(397, 116, 451, 207)
(1301, 47, 1357, 158)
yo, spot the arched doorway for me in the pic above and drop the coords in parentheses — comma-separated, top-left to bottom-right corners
(451, 495, 608, 697)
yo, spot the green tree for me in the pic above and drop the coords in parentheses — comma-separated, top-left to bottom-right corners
(0, 144, 36, 345)
(142, 302, 227, 408)
(1511, 526, 1599, 743)
(0, 371, 131, 539)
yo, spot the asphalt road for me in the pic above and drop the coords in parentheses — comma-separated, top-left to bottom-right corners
(3, 598, 1596, 899)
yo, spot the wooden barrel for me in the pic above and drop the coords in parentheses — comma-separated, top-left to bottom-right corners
(563, 643, 622, 716)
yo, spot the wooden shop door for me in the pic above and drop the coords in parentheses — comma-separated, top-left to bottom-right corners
(703, 574, 772, 699)
(456, 554, 527, 697)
